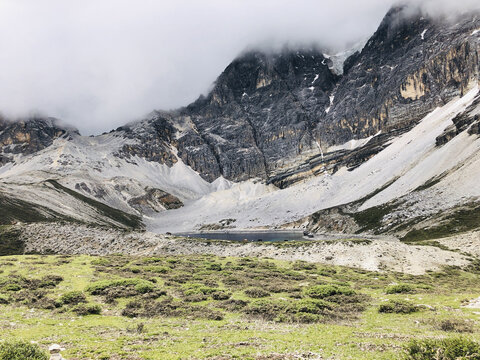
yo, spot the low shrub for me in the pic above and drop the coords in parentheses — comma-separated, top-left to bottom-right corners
(73, 303, 102, 316)
(405, 337, 480, 359)
(38, 275, 63, 288)
(86, 278, 154, 296)
(435, 318, 474, 333)
(244, 299, 288, 321)
(206, 263, 222, 271)
(0, 340, 48, 360)
(59, 291, 86, 305)
(142, 257, 164, 264)
(244, 287, 270, 298)
(385, 284, 415, 294)
(316, 267, 337, 276)
(305, 284, 355, 299)
(2, 283, 21, 292)
(292, 261, 316, 271)
(184, 293, 208, 302)
(378, 300, 419, 314)
(288, 298, 332, 315)
(134, 282, 155, 294)
(218, 299, 249, 311)
(211, 291, 231, 300)
(183, 284, 218, 296)
(144, 266, 168, 274)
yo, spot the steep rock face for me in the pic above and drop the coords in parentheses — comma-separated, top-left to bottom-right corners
(117, 6, 479, 184)
(173, 49, 338, 182)
(436, 93, 480, 145)
(268, 8, 480, 186)
(127, 188, 183, 214)
(114, 113, 178, 166)
(320, 7, 480, 145)
(0, 117, 76, 162)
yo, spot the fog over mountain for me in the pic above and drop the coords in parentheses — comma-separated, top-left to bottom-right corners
(0, 0, 478, 135)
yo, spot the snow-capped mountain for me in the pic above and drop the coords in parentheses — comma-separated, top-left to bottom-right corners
(1, 5, 480, 240)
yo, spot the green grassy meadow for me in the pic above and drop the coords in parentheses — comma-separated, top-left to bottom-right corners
(0, 254, 479, 359)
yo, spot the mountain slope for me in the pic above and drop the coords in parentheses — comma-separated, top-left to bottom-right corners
(0, 5, 479, 238)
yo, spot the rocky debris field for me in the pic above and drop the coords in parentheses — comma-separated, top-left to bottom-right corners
(16, 222, 473, 275)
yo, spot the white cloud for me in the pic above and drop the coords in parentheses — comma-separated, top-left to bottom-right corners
(0, 0, 476, 134)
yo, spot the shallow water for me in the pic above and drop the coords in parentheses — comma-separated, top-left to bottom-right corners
(178, 231, 308, 242)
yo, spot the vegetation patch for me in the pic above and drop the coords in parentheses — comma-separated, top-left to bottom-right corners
(378, 300, 420, 314)
(1, 254, 480, 359)
(0, 226, 24, 256)
(385, 283, 416, 294)
(405, 337, 480, 360)
(0, 194, 71, 226)
(0, 340, 48, 360)
(72, 303, 102, 316)
(432, 318, 475, 333)
(353, 203, 398, 233)
(58, 290, 87, 305)
(402, 202, 480, 242)
(244, 287, 271, 298)
(305, 284, 355, 299)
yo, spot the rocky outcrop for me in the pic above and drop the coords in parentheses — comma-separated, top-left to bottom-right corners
(437, 93, 480, 145)
(0, 116, 77, 157)
(268, 125, 414, 188)
(127, 188, 183, 214)
(170, 48, 338, 182)
(321, 6, 480, 147)
(113, 113, 178, 166)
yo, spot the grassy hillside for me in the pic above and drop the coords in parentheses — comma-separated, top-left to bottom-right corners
(0, 226, 23, 256)
(46, 180, 143, 230)
(0, 254, 480, 359)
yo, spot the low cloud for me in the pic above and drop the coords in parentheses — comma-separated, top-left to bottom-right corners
(0, 0, 476, 134)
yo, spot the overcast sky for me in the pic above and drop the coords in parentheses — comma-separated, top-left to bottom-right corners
(0, 0, 478, 135)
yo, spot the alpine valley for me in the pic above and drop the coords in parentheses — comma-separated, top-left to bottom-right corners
(1, 5, 480, 264)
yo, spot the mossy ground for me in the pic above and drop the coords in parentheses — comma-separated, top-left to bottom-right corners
(0, 254, 479, 359)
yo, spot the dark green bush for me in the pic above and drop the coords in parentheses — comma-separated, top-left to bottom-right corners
(385, 283, 415, 294)
(86, 278, 154, 296)
(2, 283, 21, 292)
(0, 340, 48, 360)
(378, 300, 419, 314)
(144, 266, 168, 274)
(244, 299, 288, 321)
(244, 287, 270, 298)
(288, 298, 332, 315)
(59, 291, 86, 305)
(73, 303, 102, 316)
(305, 284, 354, 299)
(435, 319, 474, 333)
(183, 284, 218, 296)
(405, 337, 480, 359)
(292, 261, 316, 271)
(134, 282, 154, 294)
(206, 263, 222, 271)
(211, 290, 231, 300)
(38, 275, 63, 288)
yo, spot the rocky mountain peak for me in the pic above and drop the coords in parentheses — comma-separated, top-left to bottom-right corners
(203, 47, 338, 107)
(0, 116, 78, 165)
